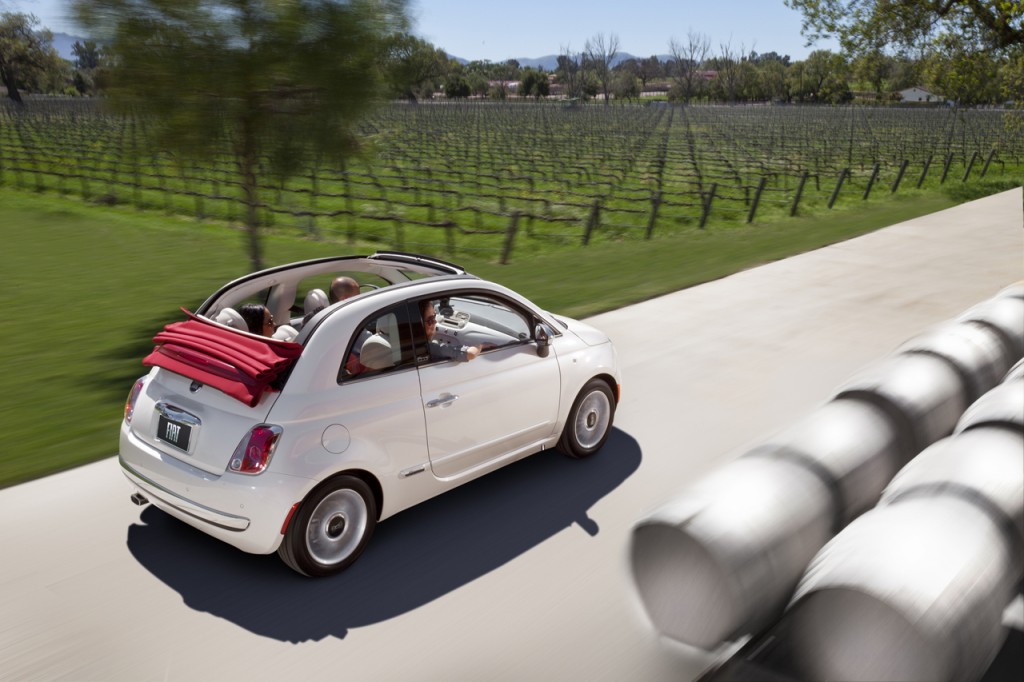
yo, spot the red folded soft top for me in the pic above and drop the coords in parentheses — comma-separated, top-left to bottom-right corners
(143, 309, 303, 407)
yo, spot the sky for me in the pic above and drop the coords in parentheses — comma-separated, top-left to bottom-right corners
(7, 0, 840, 62)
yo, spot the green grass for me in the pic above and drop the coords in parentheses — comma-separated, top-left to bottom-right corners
(0, 183, 994, 488)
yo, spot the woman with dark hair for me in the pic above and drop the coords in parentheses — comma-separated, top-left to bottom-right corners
(239, 304, 275, 337)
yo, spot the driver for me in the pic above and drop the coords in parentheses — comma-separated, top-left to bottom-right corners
(421, 299, 480, 362)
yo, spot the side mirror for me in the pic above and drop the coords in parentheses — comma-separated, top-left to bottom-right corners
(535, 325, 550, 358)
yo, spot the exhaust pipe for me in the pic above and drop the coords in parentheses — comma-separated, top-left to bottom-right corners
(130, 492, 149, 506)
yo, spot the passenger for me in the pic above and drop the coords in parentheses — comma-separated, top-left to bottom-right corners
(421, 299, 480, 362)
(239, 304, 275, 337)
(330, 276, 360, 303)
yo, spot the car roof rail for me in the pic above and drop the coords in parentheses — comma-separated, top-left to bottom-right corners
(369, 251, 466, 275)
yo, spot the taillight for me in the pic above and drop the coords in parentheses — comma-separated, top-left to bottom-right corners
(124, 377, 146, 424)
(228, 424, 283, 475)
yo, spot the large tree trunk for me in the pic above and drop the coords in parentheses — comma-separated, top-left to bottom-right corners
(0, 63, 24, 104)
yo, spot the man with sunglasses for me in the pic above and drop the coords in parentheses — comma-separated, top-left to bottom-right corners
(420, 299, 480, 362)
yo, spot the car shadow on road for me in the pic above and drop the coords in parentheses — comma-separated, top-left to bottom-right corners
(126, 428, 642, 642)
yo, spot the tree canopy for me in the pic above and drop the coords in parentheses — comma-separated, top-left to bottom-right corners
(0, 12, 65, 103)
(785, 0, 1023, 53)
(72, 0, 408, 270)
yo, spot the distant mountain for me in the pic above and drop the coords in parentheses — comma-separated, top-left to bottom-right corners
(516, 55, 559, 70)
(447, 52, 675, 72)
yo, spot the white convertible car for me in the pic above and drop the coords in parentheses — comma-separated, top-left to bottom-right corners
(120, 252, 621, 576)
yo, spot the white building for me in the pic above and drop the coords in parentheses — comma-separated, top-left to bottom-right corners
(899, 86, 942, 103)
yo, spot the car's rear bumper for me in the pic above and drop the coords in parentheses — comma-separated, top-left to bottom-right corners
(121, 458, 251, 531)
(119, 423, 313, 555)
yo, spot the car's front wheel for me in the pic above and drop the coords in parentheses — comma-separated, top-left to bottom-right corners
(278, 475, 377, 577)
(558, 379, 615, 458)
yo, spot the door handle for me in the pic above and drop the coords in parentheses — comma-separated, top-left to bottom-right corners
(426, 393, 459, 408)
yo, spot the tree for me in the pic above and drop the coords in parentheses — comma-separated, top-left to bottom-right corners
(72, 40, 101, 70)
(583, 32, 619, 104)
(557, 47, 586, 100)
(707, 42, 747, 103)
(443, 73, 470, 99)
(757, 59, 789, 101)
(71, 39, 109, 95)
(381, 33, 447, 101)
(520, 67, 549, 99)
(1000, 51, 1024, 133)
(888, 55, 922, 91)
(0, 12, 64, 103)
(611, 70, 640, 102)
(803, 49, 852, 103)
(667, 30, 710, 104)
(923, 32, 1002, 105)
(852, 49, 893, 99)
(784, 0, 1023, 53)
(73, 0, 408, 271)
(467, 71, 489, 97)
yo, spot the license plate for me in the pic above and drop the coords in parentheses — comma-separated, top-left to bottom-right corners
(157, 414, 193, 452)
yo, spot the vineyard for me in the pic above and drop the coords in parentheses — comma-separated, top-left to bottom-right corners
(2, 99, 1021, 261)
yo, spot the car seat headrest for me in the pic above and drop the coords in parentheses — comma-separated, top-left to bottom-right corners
(304, 289, 329, 317)
(214, 307, 247, 331)
(359, 334, 394, 370)
(272, 324, 299, 342)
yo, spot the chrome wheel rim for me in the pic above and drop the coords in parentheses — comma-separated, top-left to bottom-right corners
(574, 390, 611, 449)
(306, 489, 367, 565)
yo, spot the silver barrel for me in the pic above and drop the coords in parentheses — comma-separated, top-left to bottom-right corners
(630, 456, 833, 648)
(996, 280, 1024, 300)
(746, 397, 905, 527)
(783, 496, 1017, 682)
(958, 296, 1024, 361)
(834, 351, 967, 457)
(955, 376, 1024, 434)
(896, 321, 1012, 404)
(1005, 357, 1024, 382)
(881, 427, 1024, 566)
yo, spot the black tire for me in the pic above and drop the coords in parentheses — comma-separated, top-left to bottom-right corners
(558, 379, 615, 459)
(278, 475, 377, 577)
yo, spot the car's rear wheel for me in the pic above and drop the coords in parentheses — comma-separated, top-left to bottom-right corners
(559, 379, 615, 458)
(278, 475, 376, 577)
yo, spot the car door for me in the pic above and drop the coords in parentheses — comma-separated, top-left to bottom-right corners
(268, 301, 428, 482)
(414, 293, 562, 479)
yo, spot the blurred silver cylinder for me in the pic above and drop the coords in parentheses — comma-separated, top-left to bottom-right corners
(783, 496, 1017, 682)
(747, 397, 905, 526)
(996, 280, 1024, 300)
(958, 296, 1024, 361)
(1005, 357, 1024, 382)
(956, 376, 1024, 434)
(897, 321, 1012, 403)
(881, 427, 1024, 565)
(630, 456, 833, 648)
(835, 352, 967, 457)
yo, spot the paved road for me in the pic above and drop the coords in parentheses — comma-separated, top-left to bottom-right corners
(2, 188, 1021, 681)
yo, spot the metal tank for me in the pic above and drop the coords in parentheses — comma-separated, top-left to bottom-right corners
(745, 397, 906, 528)
(957, 295, 1024, 361)
(955, 376, 1024, 434)
(996, 280, 1024, 300)
(881, 429, 1024, 565)
(896, 321, 1012, 403)
(834, 351, 968, 456)
(782, 495, 1018, 682)
(1004, 357, 1024, 382)
(630, 456, 834, 648)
